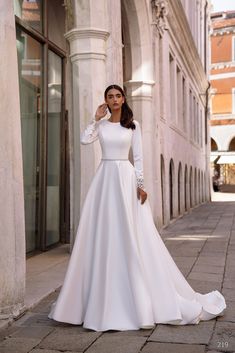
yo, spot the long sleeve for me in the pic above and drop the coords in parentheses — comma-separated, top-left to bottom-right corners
(80, 118, 99, 145)
(131, 120, 145, 190)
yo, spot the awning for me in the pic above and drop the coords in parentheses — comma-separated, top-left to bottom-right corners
(217, 155, 235, 164)
(210, 155, 218, 162)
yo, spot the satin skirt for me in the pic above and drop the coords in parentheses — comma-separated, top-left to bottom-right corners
(48, 160, 226, 331)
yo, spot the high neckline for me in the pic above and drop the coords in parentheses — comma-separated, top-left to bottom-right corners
(107, 120, 120, 124)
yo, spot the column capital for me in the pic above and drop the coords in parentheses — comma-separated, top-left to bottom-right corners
(65, 27, 110, 62)
(124, 80, 155, 101)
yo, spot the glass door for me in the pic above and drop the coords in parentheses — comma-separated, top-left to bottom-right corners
(15, 0, 68, 254)
(16, 28, 42, 252)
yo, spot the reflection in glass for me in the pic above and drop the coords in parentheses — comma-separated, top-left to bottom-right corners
(46, 51, 62, 246)
(14, 0, 42, 32)
(16, 28, 42, 252)
(48, 0, 66, 51)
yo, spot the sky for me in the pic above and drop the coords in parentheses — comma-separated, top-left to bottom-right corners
(211, 0, 235, 13)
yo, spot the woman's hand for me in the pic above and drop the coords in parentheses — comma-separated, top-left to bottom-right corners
(137, 187, 147, 204)
(95, 103, 108, 121)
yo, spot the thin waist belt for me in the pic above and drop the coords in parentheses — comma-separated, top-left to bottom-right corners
(101, 158, 129, 161)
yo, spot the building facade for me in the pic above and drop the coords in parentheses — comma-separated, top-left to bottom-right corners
(210, 10, 235, 188)
(1, 0, 210, 320)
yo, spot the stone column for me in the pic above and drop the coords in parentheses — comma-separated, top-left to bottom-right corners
(0, 2, 26, 319)
(124, 80, 161, 224)
(65, 6, 109, 245)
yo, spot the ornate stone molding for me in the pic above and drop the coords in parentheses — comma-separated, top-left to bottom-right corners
(151, 0, 169, 36)
(124, 80, 155, 101)
(65, 28, 110, 62)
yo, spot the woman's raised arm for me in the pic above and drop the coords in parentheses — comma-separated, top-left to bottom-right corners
(80, 103, 108, 145)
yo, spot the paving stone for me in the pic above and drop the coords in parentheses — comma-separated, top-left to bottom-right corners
(148, 321, 215, 344)
(224, 274, 235, 282)
(0, 319, 11, 332)
(85, 334, 146, 353)
(169, 249, 201, 257)
(217, 301, 235, 323)
(187, 279, 222, 293)
(1, 202, 234, 353)
(209, 322, 235, 351)
(0, 337, 40, 353)
(141, 342, 206, 353)
(188, 272, 223, 283)
(9, 326, 54, 339)
(200, 250, 227, 257)
(172, 256, 197, 266)
(39, 327, 101, 351)
(223, 279, 235, 290)
(222, 287, 235, 302)
(178, 268, 191, 277)
(31, 350, 78, 353)
(102, 328, 154, 337)
(13, 312, 35, 327)
(32, 298, 56, 314)
(195, 256, 225, 267)
(17, 313, 60, 328)
(192, 265, 225, 275)
(0, 326, 19, 342)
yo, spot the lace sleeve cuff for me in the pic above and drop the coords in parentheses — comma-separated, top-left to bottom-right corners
(136, 174, 145, 190)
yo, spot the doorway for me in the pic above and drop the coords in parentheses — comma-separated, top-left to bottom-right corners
(15, 0, 69, 253)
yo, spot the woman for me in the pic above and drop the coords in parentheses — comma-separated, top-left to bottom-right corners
(48, 84, 226, 332)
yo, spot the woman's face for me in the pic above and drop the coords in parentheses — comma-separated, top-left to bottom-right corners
(105, 88, 124, 112)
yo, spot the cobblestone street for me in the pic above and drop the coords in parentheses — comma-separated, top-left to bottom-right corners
(0, 200, 235, 353)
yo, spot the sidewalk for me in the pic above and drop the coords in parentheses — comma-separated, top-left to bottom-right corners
(0, 201, 234, 353)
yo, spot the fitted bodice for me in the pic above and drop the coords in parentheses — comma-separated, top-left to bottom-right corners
(80, 118, 144, 189)
(99, 121, 133, 160)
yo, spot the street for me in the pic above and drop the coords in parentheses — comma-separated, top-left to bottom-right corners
(0, 199, 234, 353)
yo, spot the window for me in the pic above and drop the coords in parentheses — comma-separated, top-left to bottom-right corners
(200, 109, 203, 147)
(159, 37, 164, 119)
(182, 76, 186, 131)
(169, 53, 176, 122)
(211, 138, 218, 151)
(232, 88, 235, 113)
(189, 89, 193, 139)
(177, 65, 182, 126)
(14, 0, 42, 32)
(229, 137, 235, 151)
(15, 0, 68, 253)
(196, 101, 199, 144)
(233, 36, 235, 62)
(193, 96, 196, 141)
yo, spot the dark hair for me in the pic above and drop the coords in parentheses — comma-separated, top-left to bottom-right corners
(104, 84, 136, 130)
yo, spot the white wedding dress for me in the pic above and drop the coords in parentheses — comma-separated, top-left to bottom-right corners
(48, 118, 226, 331)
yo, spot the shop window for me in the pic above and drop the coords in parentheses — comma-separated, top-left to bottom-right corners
(211, 138, 218, 151)
(229, 137, 235, 151)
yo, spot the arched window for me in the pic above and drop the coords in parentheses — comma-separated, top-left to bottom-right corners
(201, 170, 204, 203)
(161, 155, 166, 225)
(228, 137, 235, 151)
(211, 138, 218, 151)
(189, 166, 193, 208)
(169, 159, 174, 220)
(184, 165, 188, 211)
(178, 162, 182, 215)
(198, 169, 201, 203)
